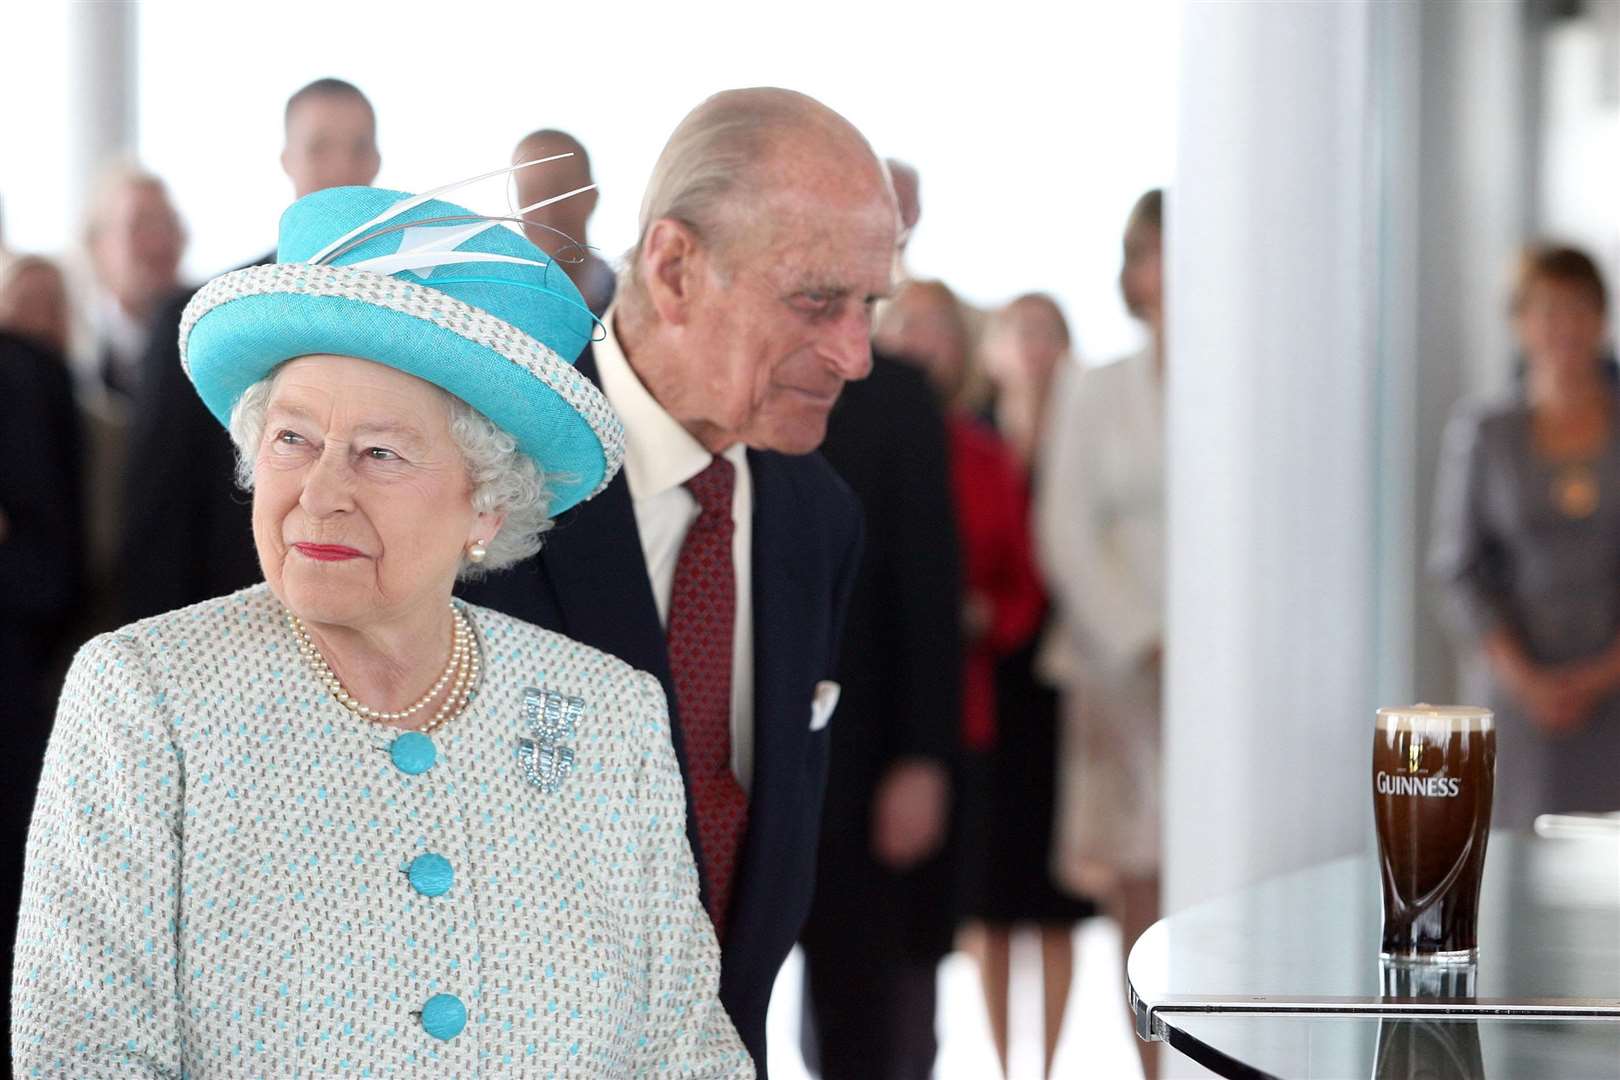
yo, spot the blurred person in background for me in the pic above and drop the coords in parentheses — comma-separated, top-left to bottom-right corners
(0, 253, 73, 358)
(983, 293, 1073, 467)
(0, 252, 91, 655)
(803, 220, 961, 1075)
(122, 77, 382, 622)
(966, 292, 1098, 1079)
(886, 159, 920, 281)
(512, 128, 616, 315)
(878, 279, 1058, 1078)
(74, 168, 188, 630)
(81, 165, 186, 404)
(1, 264, 86, 1064)
(1430, 244, 1620, 828)
(1038, 189, 1165, 1080)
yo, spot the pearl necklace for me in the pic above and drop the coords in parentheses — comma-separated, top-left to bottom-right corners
(287, 604, 482, 734)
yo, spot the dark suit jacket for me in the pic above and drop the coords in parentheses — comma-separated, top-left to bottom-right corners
(803, 355, 964, 964)
(0, 331, 85, 1067)
(120, 256, 274, 621)
(459, 348, 864, 1071)
(0, 332, 84, 720)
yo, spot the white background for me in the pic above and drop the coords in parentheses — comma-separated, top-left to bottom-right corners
(1, 0, 1179, 363)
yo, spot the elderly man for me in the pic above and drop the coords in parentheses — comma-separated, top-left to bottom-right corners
(71, 168, 186, 633)
(464, 87, 898, 1071)
(82, 166, 187, 404)
(512, 128, 616, 315)
(121, 78, 381, 621)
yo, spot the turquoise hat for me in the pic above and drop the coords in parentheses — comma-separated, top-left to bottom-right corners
(180, 184, 622, 515)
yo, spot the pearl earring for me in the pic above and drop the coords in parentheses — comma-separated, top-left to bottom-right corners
(467, 539, 488, 564)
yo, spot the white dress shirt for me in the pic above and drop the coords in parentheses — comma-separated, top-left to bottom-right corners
(593, 309, 756, 792)
(96, 290, 151, 394)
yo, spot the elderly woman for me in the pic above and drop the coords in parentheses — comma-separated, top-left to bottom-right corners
(1430, 244, 1620, 829)
(10, 183, 751, 1078)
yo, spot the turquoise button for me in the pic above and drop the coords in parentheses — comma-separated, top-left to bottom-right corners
(421, 993, 466, 1041)
(408, 853, 454, 897)
(389, 732, 436, 775)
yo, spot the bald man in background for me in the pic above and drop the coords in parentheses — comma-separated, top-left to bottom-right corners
(465, 87, 897, 1071)
(512, 128, 616, 316)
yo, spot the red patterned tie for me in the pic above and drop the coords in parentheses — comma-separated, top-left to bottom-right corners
(666, 454, 748, 939)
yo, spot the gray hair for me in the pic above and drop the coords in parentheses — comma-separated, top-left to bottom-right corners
(625, 87, 883, 300)
(82, 160, 180, 246)
(228, 368, 552, 579)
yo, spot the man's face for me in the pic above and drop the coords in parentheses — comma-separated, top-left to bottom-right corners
(282, 95, 381, 199)
(674, 176, 897, 455)
(513, 145, 594, 256)
(91, 181, 184, 312)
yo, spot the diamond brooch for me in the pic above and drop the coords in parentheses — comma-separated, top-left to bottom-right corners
(518, 686, 583, 792)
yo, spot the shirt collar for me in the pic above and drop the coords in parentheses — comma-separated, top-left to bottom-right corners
(98, 291, 148, 365)
(592, 306, 725, 501)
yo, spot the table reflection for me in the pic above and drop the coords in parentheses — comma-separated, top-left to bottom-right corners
(1375, 962, 1485, 1080)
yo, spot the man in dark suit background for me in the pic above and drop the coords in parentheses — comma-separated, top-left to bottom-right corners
(462, 87, 899, 1072)
(121, 77, 382, 620)
(801, 353, 962, 1079)
(0, 328, 85, 1066)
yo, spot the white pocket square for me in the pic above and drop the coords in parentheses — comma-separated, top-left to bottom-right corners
(809, 680, 841, 732)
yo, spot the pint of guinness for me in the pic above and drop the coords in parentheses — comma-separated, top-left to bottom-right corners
(1372, 705, 1496, 962)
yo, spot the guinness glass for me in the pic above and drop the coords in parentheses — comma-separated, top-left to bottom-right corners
(1372, 705, 1495, 962)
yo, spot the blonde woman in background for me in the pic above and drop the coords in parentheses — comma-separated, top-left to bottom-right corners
(1036, 189, 1165, 1080)
(982, 294, 1072, 468)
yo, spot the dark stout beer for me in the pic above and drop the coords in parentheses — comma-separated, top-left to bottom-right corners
(1372, 705, 1496, 962)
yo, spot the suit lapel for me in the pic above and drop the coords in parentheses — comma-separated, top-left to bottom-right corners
(541, 471, 673, 689)
(725, 451, 818, 941)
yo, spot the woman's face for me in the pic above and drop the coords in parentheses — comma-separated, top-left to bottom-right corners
(252, 355, 501, 630)
(1515, 278, 1607, 380)
(984, 299, 1068, 398)
(1120, 220, 1164, 329)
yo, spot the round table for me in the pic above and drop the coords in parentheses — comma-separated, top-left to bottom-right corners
(1126, 830, 1620, 1078)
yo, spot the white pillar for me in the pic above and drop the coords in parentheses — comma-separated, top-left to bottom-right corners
(67, 1, 138, 221)
(1411, 0, 1531, 707)
(1163, 0, 1401, 915)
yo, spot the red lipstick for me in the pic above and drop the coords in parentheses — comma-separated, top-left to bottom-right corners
(293, 543, 364, 562)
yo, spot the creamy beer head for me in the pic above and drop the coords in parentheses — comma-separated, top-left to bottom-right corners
(1372, 704, 1496, 962)
(1376, 704, 1494, 732)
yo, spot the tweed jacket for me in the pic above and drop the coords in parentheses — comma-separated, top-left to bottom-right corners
(11, 585, 751, 1079)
